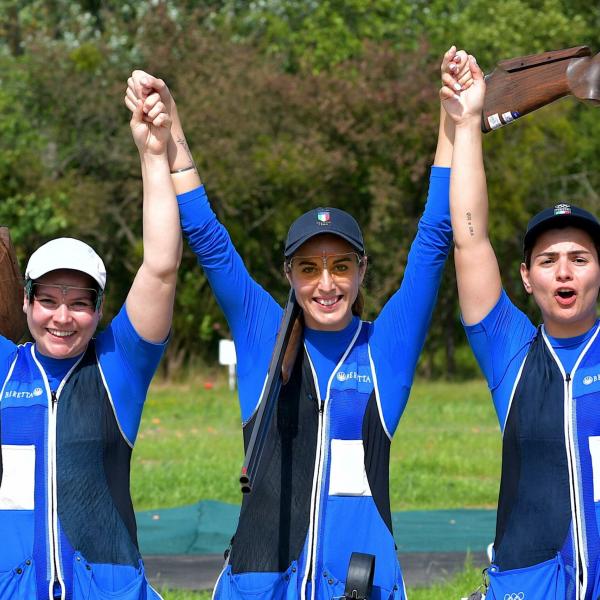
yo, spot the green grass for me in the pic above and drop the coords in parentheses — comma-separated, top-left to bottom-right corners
(132, 377, 501, 511)
(408, 562, 484, 599)
(391, 380, 501, 509)
(154, 563, 484, 598)
(132, 377, 499, 597)
(156, 590, 211, 599)
(131, 379, 244, 510)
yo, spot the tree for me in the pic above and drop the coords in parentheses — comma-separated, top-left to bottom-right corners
(1, 1, 599, 376)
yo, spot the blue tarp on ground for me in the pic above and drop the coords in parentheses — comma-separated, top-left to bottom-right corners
(137, 501, 496, 555)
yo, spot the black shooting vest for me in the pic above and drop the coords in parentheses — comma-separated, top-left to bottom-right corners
(494, 330, 572, 571)
(229, 348, 320, 573)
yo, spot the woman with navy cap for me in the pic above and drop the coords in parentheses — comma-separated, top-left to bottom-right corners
(127, 49, 466, 599)
(443, 52, 600, 600)
(0, 88, 181, 598)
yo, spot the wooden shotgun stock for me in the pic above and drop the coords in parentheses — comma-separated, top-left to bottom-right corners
(482, 45, 600, 132)
(0, 227, 26, 343)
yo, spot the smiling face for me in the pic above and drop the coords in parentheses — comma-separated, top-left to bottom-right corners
(285, 234, 366, 331)
(24, 269, 102, 359)
(520, 227, 600, 337)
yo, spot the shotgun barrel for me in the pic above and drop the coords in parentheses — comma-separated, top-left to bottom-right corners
(240, 290, 300, 494)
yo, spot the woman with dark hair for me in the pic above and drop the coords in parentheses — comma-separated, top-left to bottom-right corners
(128, 50, 465, 599)
(443, 52, 600, 600)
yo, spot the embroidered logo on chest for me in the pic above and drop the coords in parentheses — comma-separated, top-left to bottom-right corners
(336, 371, 371, 383)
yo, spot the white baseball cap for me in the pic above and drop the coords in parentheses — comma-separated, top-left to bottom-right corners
(25, 238, 107, 290)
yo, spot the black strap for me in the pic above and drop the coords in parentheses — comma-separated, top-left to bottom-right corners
(344, 552, 375, 599)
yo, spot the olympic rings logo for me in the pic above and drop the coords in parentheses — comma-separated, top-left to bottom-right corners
(503, 593, 525, 600)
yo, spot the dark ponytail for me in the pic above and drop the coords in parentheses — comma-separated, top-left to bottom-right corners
(352, 288, 364, 317)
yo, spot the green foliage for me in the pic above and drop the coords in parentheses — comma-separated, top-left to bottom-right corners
(220, 0, 414, 71)
(0, 194, 69, 252)
(220, 0, 599, 72)
(69, 42, 104, 72)
(0, 1, 599, 375)
(419, 0, 593, 68)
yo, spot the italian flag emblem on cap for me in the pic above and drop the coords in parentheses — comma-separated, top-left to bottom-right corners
(317, 211, 331, 223)
(554, 203, 571, 216)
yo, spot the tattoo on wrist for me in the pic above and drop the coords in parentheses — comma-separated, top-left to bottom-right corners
(466, 211, 474, 237)
(176, 136, 194, 168)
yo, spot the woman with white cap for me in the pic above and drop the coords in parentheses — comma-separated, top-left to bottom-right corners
(127, 49, 466, 599)
(443, 52, 600, 600)
(0, 87, 181, 598)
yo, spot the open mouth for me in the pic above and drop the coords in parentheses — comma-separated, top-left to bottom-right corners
(313, 295, 343, 308)
(555, 289, 576, 305)
(47, 329, 75, 338)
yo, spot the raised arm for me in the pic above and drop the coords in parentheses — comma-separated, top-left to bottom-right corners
(125, 71, 282, 418)
(125, 71, 279, 326)
(370, 49, 473, 431)
(123, 87, 182, 342)
(434, 47, 463, 168)
(127, 71, 200, 196)
(374, 48, 468, 360)
(436, 46, 480, 166)
(442, 54, 502, 325)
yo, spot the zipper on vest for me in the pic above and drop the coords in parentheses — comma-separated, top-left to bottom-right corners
(30, 346, 75, 600)
(302, 394, 326, 600)
(49, 390, 65, 600)
(564, 372, 586, 597)
(541, 326, 600, 599)
(301, 324, 364, 600)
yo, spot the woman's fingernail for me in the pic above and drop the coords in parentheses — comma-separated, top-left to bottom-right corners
(454, 83, 462, 91)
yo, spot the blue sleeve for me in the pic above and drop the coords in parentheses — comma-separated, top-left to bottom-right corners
(369, 166, 453, 434)
(177, 186, 282, 421)
(95, 305, 167, 445)
(463, 290, 536, 428)
(0, 335, 17, 386)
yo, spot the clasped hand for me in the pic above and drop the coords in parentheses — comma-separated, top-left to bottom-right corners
(440, 46, 485, 124)
(124, 71, 173, 155)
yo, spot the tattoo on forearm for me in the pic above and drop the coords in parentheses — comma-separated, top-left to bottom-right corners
(466, 211, 474, 237)
(176, 136, 195, 168)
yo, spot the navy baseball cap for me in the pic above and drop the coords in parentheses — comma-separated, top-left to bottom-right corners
(284, 207, 365, 258)
(523, 203, 600, 255)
